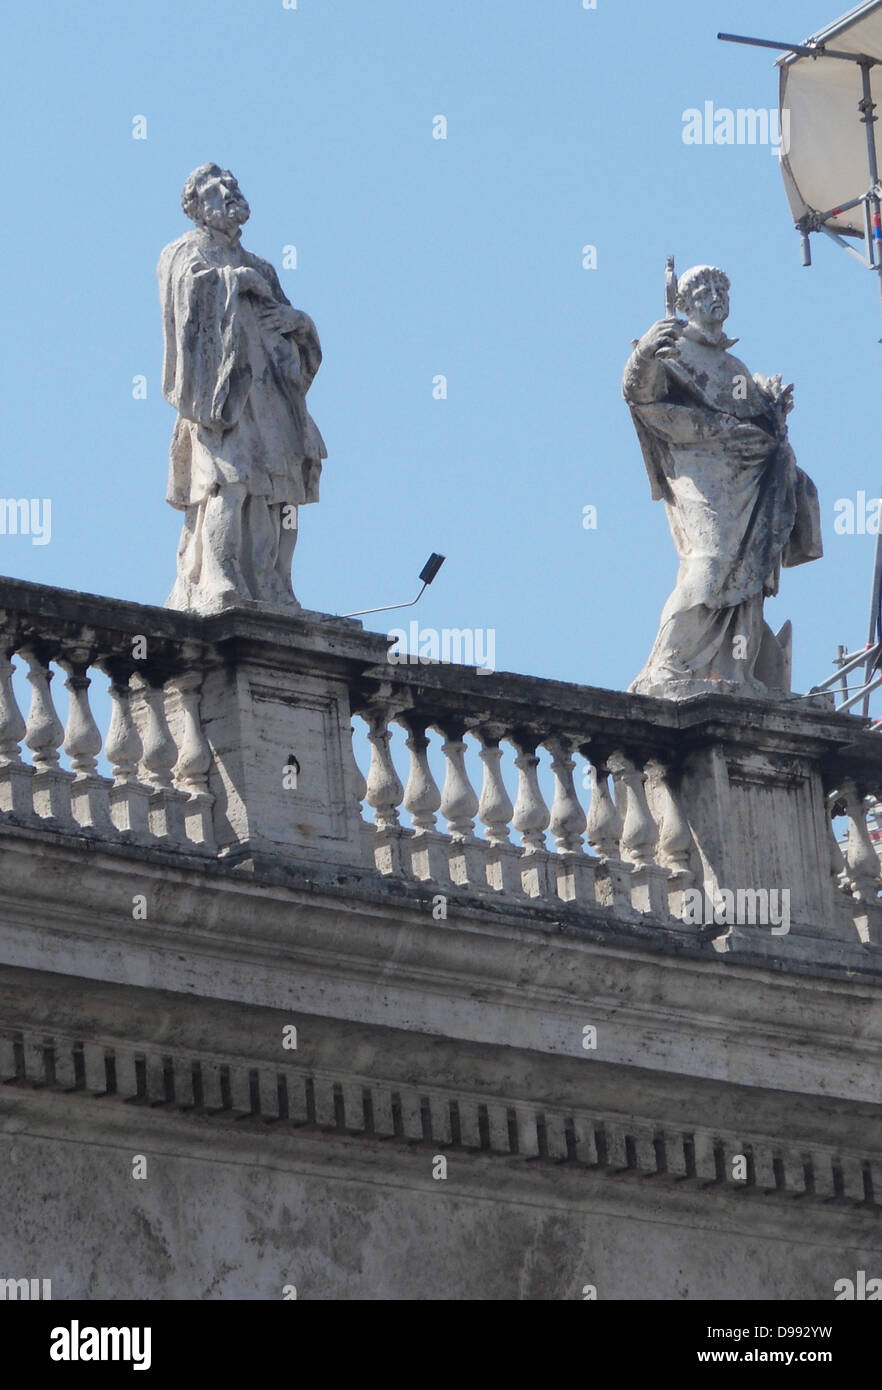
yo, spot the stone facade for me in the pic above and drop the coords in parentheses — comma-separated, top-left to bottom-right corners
(1, 574, 881, 1299)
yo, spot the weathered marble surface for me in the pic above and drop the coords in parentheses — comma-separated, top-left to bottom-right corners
(2, 573, 882, 1301)
(159, 164, 326, 614)
(623, 265, 822, 699)
(2, 571, 881, 949)
(1, 835, 880, 1301)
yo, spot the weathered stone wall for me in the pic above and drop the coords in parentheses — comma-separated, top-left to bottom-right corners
(2, 1097, 878, 1301)
(2, 577, 881, 1300)
(1, 832, 880, 1300)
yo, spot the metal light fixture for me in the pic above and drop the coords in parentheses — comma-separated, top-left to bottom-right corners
(344, 552, 446, 619)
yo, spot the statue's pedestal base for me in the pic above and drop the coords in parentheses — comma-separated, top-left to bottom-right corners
(630, 674, 834, 710)
(166, 591, 305, 618)
(632, 675, 779, 699)
(666, 694, 854, 944)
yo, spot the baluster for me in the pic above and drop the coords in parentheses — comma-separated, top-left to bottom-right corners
(837, 780, 881, 905)
(608, 750, 668, 918)
(474, 722, 521, 894)
(349, 723, 376, 868)
(135, 676, 177, 790)
(350, 729, 367, 809)
(825, 790, 848, 891)
(511, 734, 553, 899)
(609, 751, 656, 866)
(585, 757, 631, 912)
(0, 644, 34, 817)
(400, 717, 448, 881)
(436, 721, 485, 888)
(20, 645, 74, 826)
(645, 758, 695, 924)
(364, 704, 408, 875)
(103, 668, 151, 837)
(585, 759, 621, 857)
(133, 674, 188, 845)
(58, 644, 114, 834)
(167, 670, 215, 851)
(546, 734, 595, 904)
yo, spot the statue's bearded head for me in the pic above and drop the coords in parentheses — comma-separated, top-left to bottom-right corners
(676, 266, 730, 336)
(182, 164, 250, 235)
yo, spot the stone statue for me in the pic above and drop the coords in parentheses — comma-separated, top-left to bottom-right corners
(622, 263, 822, 698)
(158, 164, 326, 613)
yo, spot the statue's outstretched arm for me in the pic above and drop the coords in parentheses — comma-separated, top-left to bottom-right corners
(622, 319, 682, 404)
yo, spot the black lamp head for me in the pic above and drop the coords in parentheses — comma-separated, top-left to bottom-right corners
(419, 553, 446, 586)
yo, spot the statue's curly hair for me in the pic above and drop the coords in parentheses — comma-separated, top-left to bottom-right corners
(181, 163, 226, 222)
(676, 264, 730, 312)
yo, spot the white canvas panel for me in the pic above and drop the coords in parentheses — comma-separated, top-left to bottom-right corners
(779, 1, 882, 235)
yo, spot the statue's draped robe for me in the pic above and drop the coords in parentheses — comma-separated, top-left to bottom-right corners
(158, 225, 326, 604)
(622, 327, 821, 695)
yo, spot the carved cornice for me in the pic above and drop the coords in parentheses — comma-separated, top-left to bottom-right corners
(1, 1022, 878, 1219)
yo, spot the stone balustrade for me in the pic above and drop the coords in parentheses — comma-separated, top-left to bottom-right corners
(355, 694, 680, 921)
(349, 662, 882, 948)
(3, 574, 882, 949)
(0, 582, 214, 855)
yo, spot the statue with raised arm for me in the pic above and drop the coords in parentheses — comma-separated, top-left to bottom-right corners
(159, 164, 326, 613)
(622, 263, 822, 698)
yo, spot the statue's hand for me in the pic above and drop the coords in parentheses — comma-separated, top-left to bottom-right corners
(635, 317, 684, 362)
(258, 303, 306, 336)
(235, 267, 275, 301)
(726, 419, 776, 459)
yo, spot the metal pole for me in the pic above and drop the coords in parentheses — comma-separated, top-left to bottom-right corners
(718, 32, 879, 64)
(859, 58, 882, 267)
(344, 582, 428, 619)
(818, 223, 875, 266)
(836, 644, 849, 703)
(838, 674, 882, 713)
(815, 193, 871, 221)
(858, 58, 882, 714)
(865, 533, 882, 715)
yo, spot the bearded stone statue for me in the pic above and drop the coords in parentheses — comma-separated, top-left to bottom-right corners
(622, 264, 822, 698)
(158, 164, 326, 613)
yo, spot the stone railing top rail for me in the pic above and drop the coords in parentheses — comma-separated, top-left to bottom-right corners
(1, 572, 878, 775)
(353, 654, 882, 769)
(0, 574, 379, 675)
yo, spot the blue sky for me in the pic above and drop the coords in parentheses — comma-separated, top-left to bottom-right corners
(2, 0, 879, 703)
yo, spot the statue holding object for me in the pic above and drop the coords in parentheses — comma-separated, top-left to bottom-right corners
(622, 260, 822, 698)
(158, 164, 326, 614)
